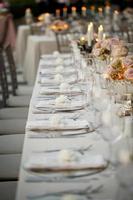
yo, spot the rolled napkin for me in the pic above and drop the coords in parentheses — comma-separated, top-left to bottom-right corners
(24, 151, 107, 172)
(58, 149, 79, 163)
(55, 95, 70, 106)
(53, 51, 60, 57)
(26, 119, 89, 131)
(60, 82, 70, 92)
(55, 58, 64, 66)
(54, 74, 64, 83)
(55, 65, 64, 73)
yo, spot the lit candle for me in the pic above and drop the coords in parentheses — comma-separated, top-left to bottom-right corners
(63, 7, 67, 18)
(80, 36, 85, 41)
(44, 13, 51, 24)
(89, 22, 94, 41)
(56, 9, 60, 18)
(113, 10, 119, 21)
(105, 5, 111, 15)
(87, 25, 92, 47)
(90, 5, 95, 14)
(25, 8, 33, 25)
(72, 6, 77, 17)
(103, 33, 106, 39)
(98, 25, 103, 41)
(98, 7, 103, 17)
(80, 36, 86, 45)
(81, 6, 87, 17)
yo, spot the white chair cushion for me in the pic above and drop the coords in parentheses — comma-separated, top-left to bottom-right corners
(0, 154, 21, 180)
(7, 95, 31, 107)
(0, 107, 28, 119)
(0, 181, 17, 200)
(0, 119, 26, 134)
(16, 86, 33, 96)
(0, 134, 24, 154)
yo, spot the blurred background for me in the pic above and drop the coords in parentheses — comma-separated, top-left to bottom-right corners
(2, 0, 133, 19)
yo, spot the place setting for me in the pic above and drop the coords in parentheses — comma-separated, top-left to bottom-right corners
(24, 140, 109, 183)
(27, 184, 104, 200)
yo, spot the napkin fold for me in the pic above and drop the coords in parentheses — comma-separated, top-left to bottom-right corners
(40, 68, 75, 75)
(26, 119, 89, 131)
(34, 100, 86, 112)
(39, 86, 81, 95)
(39, 75, 77, 85)
(24, 152, 107, 172)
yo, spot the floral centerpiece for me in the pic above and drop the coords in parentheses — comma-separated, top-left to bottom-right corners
(103, 55, 133, 116)
(92, 37, 128, 74)
(49, 20, 69, 33)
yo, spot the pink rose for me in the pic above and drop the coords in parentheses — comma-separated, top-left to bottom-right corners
(124, 68, 133, 80)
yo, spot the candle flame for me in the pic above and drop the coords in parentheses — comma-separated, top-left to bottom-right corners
(72, 6, 76, 11)
(63, 7, 67, 12)
(90, 5, 95, 11)
(114, 10, 119, 14)
(82, 6, 86, 11)
(98, 7, 103, 13)
(99, 25, 103, 30)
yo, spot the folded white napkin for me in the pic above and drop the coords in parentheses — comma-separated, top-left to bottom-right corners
(40, 68, 75, 75)
(26, 119, 89, 131)
(40, 59, 73, 67)
(39, 75, 76, 85)
(35, 100, 85, 111)
(25, 152, 107, 172)
(41, 53, 71, 59)
(39, 86, 81, 95)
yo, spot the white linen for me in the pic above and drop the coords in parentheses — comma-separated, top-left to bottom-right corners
(40, 68, 75, 75)
(39, 75, 77, 85)
(34, 99, 86, 112)
(16, 25, 30, 69)
(26, 119, 89, 131)
(39, 86, 81, 95)
(23, 35, 57, 85)
(25, 152, 107, 171)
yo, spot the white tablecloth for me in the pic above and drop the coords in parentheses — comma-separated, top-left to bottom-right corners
(23, 35, 57, 85)
(16, 25, 30, 69)
(16, 25, 58, 85)
(16, 55, 120, 200)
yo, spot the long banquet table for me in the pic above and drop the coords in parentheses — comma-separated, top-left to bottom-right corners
(16, 53, 120, 200)
(16, 25, 58, 85)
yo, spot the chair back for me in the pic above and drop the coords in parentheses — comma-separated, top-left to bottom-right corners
(5, 45, 18, 95)
(0, 49, 9, 107)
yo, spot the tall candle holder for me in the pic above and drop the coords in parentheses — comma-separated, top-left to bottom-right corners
(81, 6, 87, 18)
(63, 7, 67, 18)
(56, 9, 60, 19)
(71, 6, 77, 19)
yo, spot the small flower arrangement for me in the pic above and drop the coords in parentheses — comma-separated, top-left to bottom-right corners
(104, 55, 133, 82)
(92, 38, 128, 61)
